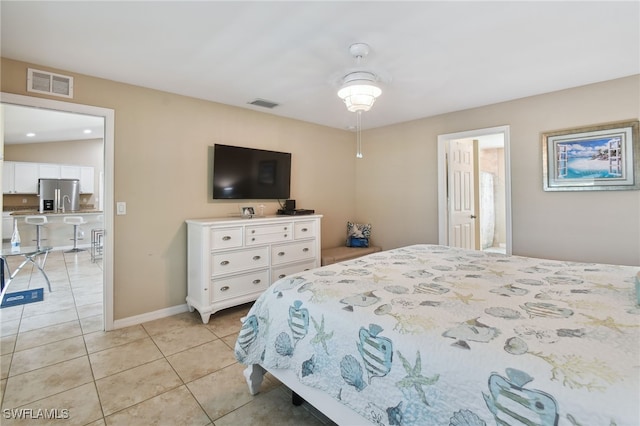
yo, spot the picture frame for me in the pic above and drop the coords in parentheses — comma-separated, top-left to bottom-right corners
(542, 120, 639, 191)
(241, 207, 255, 217)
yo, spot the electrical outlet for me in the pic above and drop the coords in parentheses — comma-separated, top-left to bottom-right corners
(116, 202, 126, 215)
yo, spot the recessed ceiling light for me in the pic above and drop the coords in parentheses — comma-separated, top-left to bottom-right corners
(26, 132, 36, 137)
(83, 129, 92, 134)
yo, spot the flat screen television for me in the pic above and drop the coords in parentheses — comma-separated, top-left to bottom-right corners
(212, 144, 291, 199)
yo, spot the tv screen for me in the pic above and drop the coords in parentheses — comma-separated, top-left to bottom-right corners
(212, 144, 291, 199)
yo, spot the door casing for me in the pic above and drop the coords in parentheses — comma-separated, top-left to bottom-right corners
(1, 92, 115, 330)
(437, 125, 512, 254)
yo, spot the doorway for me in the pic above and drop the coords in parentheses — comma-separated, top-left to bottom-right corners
(1, 92, 115, 330)
(437, 126, 512, 255)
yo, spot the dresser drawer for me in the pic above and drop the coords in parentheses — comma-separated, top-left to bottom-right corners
(210, 227, 243, 250)
(211, 247, 269, 276)
(246, 223, 293, 245)
(294, 220, 316, 239)
(271, 240, 316, 266)
(211, 269, 270, 301)
(272, 259, 317, 282)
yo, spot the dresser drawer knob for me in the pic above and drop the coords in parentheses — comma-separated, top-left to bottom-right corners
(220, 286, 230, 291)
(220, 260, 230, 266)
(278, 274, 286, 279)
(278, 252, 285, 256)
(301, 228, 308, 232)
(251, 230, 255, 234)
(284, 234, 288, 238)
(284, 227, 288, 230)
(251, 237, 255, 242)
(303, 248, 309, 252)
(222, 236, 231, 241)
(253, 279, 261, 284)
(253, 255, 261, 260)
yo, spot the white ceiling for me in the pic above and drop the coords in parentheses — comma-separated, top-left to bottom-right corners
(3, 104, 105, 144)
(1, 1, 638, 142)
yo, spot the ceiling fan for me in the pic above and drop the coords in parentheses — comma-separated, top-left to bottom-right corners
(336, 43, 386, 158)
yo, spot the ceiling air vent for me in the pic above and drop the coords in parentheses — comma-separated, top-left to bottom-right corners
(27, 68, 74, 98)
(248, 98, 279, 109)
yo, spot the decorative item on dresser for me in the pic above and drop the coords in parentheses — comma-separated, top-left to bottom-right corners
(185, 215, 322, 323)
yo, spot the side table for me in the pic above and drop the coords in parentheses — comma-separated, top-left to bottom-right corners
(0, 246, 52, 304)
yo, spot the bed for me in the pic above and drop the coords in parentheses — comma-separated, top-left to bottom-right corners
(234, 244, 640, 425)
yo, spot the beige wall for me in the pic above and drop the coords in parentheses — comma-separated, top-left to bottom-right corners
(1, 58, 357, 320)
(2, 57, 638, 322)
(356, 75, 640, 266)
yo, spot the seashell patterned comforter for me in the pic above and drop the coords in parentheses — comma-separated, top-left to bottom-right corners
(234, 244, 640, 425)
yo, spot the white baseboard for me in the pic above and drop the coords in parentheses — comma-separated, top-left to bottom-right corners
(112, 303, 190, 329)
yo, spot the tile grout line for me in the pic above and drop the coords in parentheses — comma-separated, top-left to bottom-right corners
(65, 249, 109, 423)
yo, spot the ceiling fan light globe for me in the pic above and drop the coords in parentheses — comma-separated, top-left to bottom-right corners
(337, 83, 382, 112)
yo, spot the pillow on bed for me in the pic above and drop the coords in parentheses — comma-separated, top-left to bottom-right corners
(346, 222, 371, 247)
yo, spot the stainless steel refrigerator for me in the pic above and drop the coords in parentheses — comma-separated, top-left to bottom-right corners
(38, 179, 80, 213)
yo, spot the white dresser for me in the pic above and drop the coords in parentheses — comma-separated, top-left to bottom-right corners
(186, 214, 322, 323)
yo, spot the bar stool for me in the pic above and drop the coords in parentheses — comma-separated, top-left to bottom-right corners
(63, 216, 86, 253)
(24, 215, 48, 249)
(91, 215, 104, 263)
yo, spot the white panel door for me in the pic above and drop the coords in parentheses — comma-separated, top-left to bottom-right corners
(448, 140, 476, 250)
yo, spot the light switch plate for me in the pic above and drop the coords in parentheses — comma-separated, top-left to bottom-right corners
(116, 202, 126, 215)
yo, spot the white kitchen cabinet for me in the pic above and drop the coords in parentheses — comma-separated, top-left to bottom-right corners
(186, 215, 322, 323)
(4, 161, 95, 194)
(12, 162, 39, 194)
(60, 165, 94, 193)
(39, 163, 60, 179)
(60, 165, 81, 180)
(2, 161, 15, 194)
(79, 166, 94, 193)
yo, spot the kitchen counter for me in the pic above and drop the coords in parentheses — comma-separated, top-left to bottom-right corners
(3, 210, 103, 250)
(9, 209, 103, 216)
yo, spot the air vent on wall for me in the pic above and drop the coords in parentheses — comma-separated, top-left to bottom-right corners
(248, 98, 279, 109)
(27, 68, 74, 98)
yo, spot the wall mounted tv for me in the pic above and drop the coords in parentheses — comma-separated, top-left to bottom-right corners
(212, 144, 292, 199)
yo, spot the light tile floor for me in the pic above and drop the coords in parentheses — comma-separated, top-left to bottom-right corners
(0, 250, 335, 425)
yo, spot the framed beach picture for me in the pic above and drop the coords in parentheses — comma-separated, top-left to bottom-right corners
(542, 120, 639, 191)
